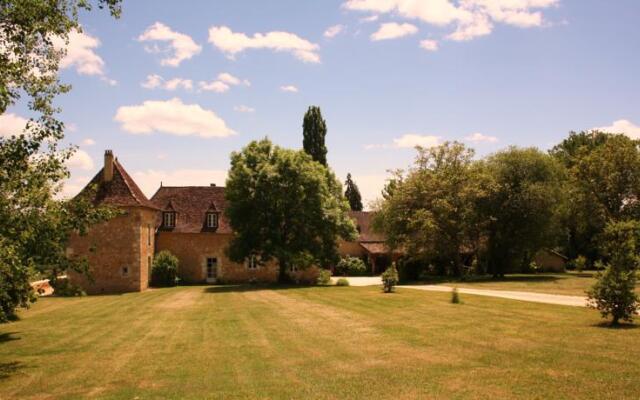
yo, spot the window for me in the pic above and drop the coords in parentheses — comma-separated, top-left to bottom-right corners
(163, 212, 176, 228)
(289, 265, 299, 272)
(206, 212, 218, 229)
(121, 266, 129, 277)
(206, 257, 217, 279)
(246, 255, 258, 270)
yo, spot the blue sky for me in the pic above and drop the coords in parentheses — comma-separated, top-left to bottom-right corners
(2, 0, 640, 205)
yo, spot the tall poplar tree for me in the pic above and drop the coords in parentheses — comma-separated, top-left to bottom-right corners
(344, 173, 364, 211)
(302, 106, 328, 166)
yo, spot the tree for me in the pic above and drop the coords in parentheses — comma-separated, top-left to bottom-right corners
(374, 142, 484, 276)
(302, 106, 328, 166)
(0, 0, 122, 321)
(479, 147, 566, 277)
(587, 221, 639, 325)
(225, 138, 357, 282)
(344, 173, 363, 211)
(550, 131, 640, 261)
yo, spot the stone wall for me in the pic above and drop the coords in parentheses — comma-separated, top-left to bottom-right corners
(67, 206, 155, 294)
(155, 232, 279, 283)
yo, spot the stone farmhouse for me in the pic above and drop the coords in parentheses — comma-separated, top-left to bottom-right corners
(67, 151, 393, 294)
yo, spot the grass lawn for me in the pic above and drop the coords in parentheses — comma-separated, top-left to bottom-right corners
(427, 271, 640, 296)
(1, 285, 639, 399)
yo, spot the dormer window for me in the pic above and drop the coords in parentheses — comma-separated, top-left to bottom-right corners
(206, 212, 218, 229)
(163, 212, 176, 228)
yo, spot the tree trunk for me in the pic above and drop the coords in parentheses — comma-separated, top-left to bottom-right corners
(278, 260, 289, 283)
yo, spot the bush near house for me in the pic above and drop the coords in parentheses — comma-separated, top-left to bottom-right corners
(151, 251, 179, 287)
(335, 256, 366, 276)
(336, 278, 350, 286)
(317, 269, 331, 286)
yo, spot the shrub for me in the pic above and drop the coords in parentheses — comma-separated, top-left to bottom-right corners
(335, 256, 367, 276)
(336, 278, 350, 286)
(451, 287, 460, 304)
(151, 250, 180, 287)
(573, 255, 587, 273)
(317, 269, 331, 286)
(588, 267, 638, 325)
(51, 277, 85, 297)
(587, 220, 640, 325)
(381, 263, 399, 293)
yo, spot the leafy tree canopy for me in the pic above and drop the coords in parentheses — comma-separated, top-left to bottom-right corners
(0, 0, 122, 321)
(225, 138, 357, 282)
(479, 147, 566, 276)
(374, 142, 485, 276)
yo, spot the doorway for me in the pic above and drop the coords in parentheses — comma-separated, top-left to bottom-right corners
(206, 257, 218, 283)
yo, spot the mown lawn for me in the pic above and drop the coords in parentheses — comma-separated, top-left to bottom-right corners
(1, 285, 639, 399)
(428, 271, 640, 296)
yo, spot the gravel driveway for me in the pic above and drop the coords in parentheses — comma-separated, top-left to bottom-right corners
(332, 276, 588, 307)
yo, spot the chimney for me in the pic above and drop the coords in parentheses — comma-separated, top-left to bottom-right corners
(210, 183, 216, 187)
(104, 150, 114, 182)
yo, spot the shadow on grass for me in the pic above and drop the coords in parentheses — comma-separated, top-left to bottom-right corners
(592, 321, 639, 330)
(203, 284, 338, 294)
(0, 361, 23, 380)
(0, 332, 20, 344)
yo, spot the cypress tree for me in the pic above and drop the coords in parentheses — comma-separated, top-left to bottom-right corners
(344, 173, 364, 211)
(302, 106, 328, 166)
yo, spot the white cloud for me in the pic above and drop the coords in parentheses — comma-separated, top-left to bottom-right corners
(164, 78, 193, 91)
(208, 26, 320, 63)
(419, 39, 439, 51)
(465, 132, 498, 143)
(199, 80, 230, 93)
(132, 169, 229, 198)
(234, 105, 255, 113)
(114, 98, 236, 138)
(198, 72, 250, 93)
(280, 85, 299, 93)
(141, 74, 193, 91)
(53, 30, 105, 76)
(0, 113, 29, 137)
(343, 0, 557, 43)
(138, 22, 202, 67)
(371, 22, 418, 41)
(446, 13, 493, 41)
(595, 119, 640, 139)
(141, 74, 163, 89)
(67, 149, 94, 171)
(82, 138, 96, 146)
(365, 133, 441, 149)
(324, 24, 345, 38)
(102, 77, 118, 86)
(360, 15, 380, 23)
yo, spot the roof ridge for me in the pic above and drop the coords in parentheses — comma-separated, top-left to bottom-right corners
(113, 159, 159, 209)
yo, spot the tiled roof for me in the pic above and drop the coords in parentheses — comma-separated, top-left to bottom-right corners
(76, 159, 159, 210)
(348, 211, 385, 242)
(150, 186, 232, 233)
(359, 242, 401, 255)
